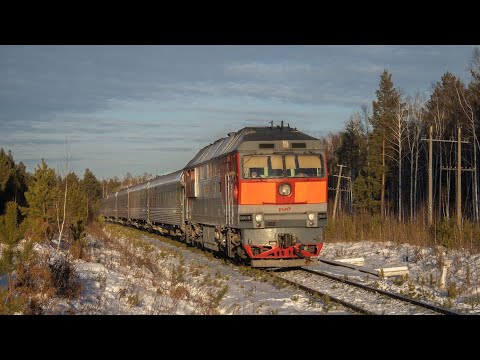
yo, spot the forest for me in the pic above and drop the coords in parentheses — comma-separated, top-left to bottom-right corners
(320, 48, 480, 250)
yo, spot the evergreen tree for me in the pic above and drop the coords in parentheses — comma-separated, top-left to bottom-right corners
(336, 114, 367, 180)
(0, 149, 30, 215)
(0, 148, 16, 213)
(468, 48, 480, 133)
(367, 70, 401, 216)
(0, 202, 24, 278)
(80, 168, 102, 221)
(64, 172, 87, 225)
(425, 72, 469, 220)
(318, 132, 341, 191)
(13, 161, 29, 208)
(426, 72, 468, 135)
(352, 175, 381, 213)
(24, 159, 57, 225)
(102, 176, 122, 196)
(0, 202, 22, 246)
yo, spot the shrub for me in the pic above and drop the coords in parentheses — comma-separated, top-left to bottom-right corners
(127, 294, 140, 307)
(434, 218, 456, 249)
(69, 220, 85, 242)
(48, 256, 82, 298)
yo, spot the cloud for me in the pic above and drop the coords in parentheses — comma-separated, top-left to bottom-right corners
(152, 81, 311, 103)
(1, 45, 476, 178)
(347, 63, 385, 74)
(133, 147, 195, 152)
(226, 61, 312, 78)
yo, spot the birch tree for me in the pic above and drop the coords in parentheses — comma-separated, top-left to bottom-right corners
(455, 84, 479, 222)
(406, 93, 426, 219)
(56, 140, 71, 251)
(385, 93, 408, 221)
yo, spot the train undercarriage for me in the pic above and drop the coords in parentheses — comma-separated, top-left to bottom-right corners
(103, 216, 321, 268)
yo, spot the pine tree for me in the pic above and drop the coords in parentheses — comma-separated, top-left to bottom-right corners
(14, 161, 29, 208)
(352, 175, 381, 213)
(0, 148, 17, 214)
(426, 72, 469, 220)
(336, 114, 367, 180)
(24, 159, 58, 225)
(0, 202, 21, 246)
(0, 150, 30, 215)
(80, 168, 102, 221)
(0, 202, 23, 279)
(64, 172, 87, 225)
(427, 72, 468, 134)
(367, 70, 401, 217)
(470, 47, 480, 104)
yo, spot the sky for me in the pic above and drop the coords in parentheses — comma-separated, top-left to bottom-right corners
(0, 45, 478, 179)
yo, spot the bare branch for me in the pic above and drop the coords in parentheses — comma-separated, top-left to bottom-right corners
(57, 137, 70, 251)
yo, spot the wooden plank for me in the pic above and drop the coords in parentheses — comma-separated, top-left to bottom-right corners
(335, 257, 365, 266)
(374, 266, 409, 277)
(319, 259, 409, 278)
(319, 259, 378, 277)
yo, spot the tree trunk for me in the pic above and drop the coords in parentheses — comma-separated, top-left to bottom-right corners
(446, 149, 451, 219)
(381, 137, 385, 220)
(398, 120, 402, 223)
(410, 149, 414, 220)
(414, 140, 419, 219)
(473, 140, 479, 222)
(57, 177, 68, 251)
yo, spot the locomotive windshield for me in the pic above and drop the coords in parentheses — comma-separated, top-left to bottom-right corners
(242, 154, 325, 179)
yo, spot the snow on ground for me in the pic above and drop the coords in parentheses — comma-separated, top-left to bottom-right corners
(5, 224, 480, 314)
(48, 225, 348, 315)
(313, 241, 480, 314)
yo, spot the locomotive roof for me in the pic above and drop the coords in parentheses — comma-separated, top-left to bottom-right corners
(184, 126, 319, 168)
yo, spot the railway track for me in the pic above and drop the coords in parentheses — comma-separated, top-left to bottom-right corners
(270, 267, 461, 315)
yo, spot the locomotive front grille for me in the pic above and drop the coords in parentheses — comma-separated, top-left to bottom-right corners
(278, 233, 296, 248)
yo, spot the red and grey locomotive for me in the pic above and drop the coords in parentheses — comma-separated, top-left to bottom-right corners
(100, 124, 328, 267)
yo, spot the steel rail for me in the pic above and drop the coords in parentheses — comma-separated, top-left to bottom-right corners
(299, 267, 461, 315)
(268, 272, 374, 315)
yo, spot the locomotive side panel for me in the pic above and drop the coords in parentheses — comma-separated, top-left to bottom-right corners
(187, 154, 237, 227)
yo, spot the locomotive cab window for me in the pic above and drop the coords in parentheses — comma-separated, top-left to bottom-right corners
(285, 154, 325, 178)
(242, 155, 283, 179)
(242, 154, 325, 179)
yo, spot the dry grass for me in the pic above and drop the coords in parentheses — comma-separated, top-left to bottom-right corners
(0, 251, 82, 314)
(77, 223, 233, 315)
(325, 214, 480, 253)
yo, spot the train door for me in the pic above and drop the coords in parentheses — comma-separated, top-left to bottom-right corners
(185, 168, 198, 221)
(180, 172, 185, 225)
(225, 173, 234, 226)
(225, 154, 238, 258)
(147, 182, 150, 223)
(226, 172, 238, 225)
(115, 192, 118, 219)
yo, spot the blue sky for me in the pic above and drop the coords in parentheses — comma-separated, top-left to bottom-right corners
(0, 45, 477, 179)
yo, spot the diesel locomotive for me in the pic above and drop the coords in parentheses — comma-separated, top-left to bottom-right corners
(100, 124, 328, 267)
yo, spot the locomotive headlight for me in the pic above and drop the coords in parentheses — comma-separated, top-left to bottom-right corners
(307, 213, 316, 221)
(255, 214, 264, 223)
(278, 183, 291, 196)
